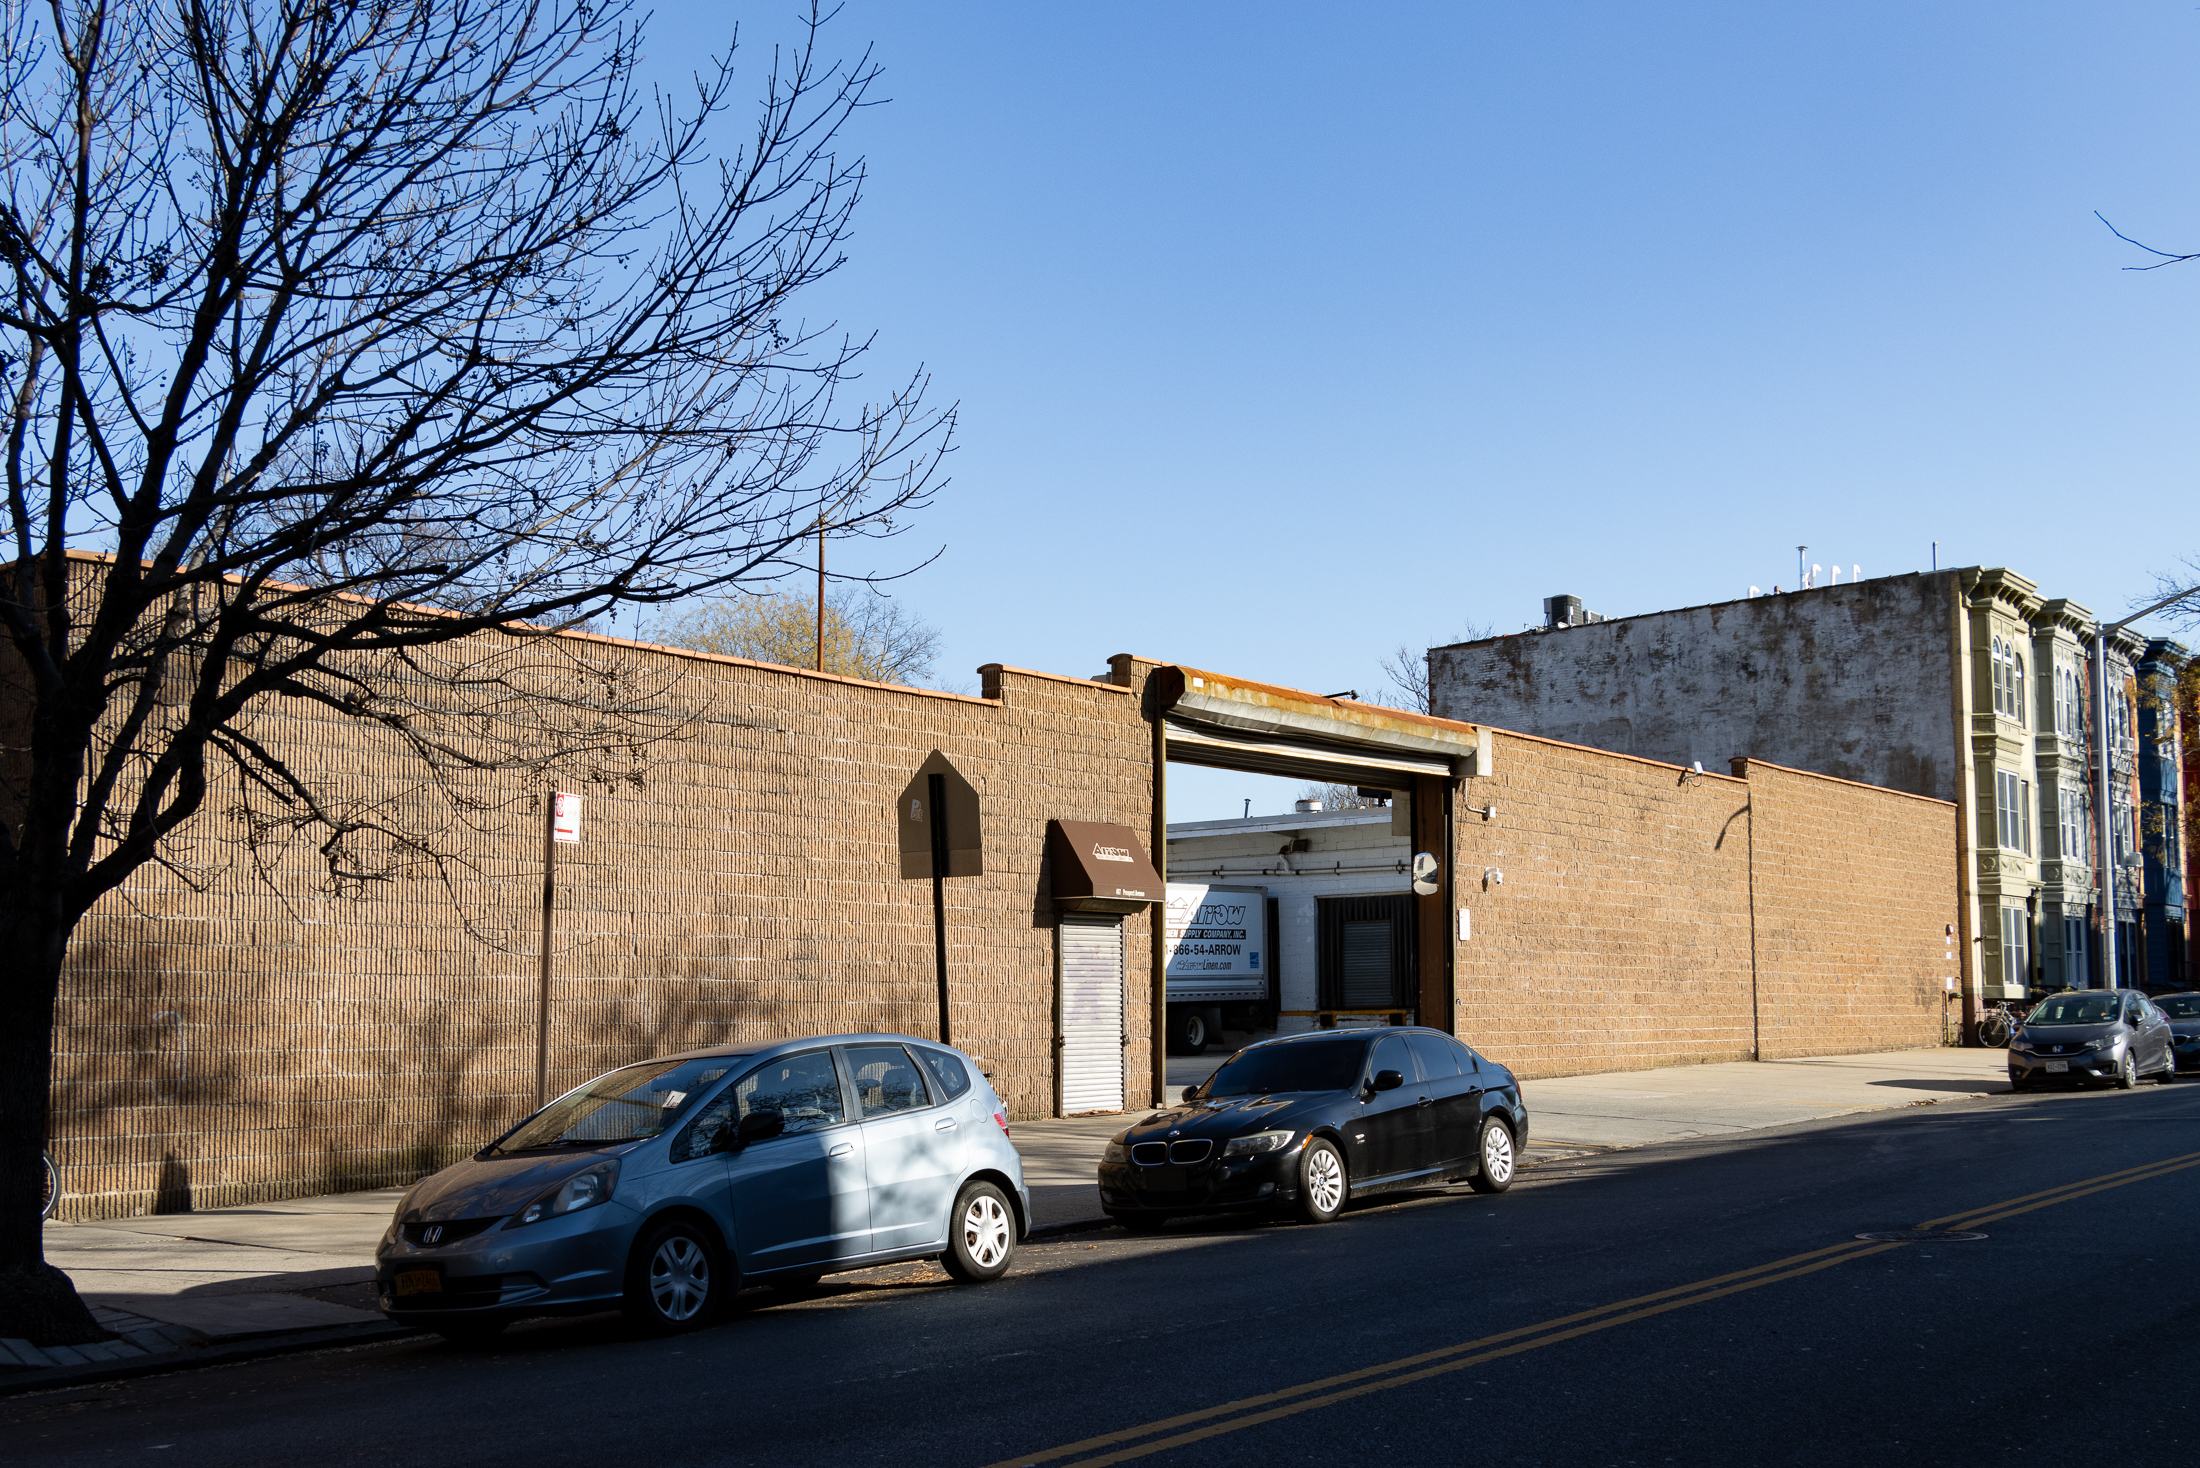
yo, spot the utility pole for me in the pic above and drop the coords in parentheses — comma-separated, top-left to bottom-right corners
(2094, 585, 2198, 988)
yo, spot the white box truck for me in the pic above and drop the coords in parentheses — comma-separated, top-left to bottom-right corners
(1163, 882, 1270, 1054)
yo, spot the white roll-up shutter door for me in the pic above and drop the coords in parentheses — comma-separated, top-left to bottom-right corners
(1057, 915, 1125, 1114)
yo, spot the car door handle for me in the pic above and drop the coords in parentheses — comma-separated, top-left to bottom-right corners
(828, 1142, 854, 1157)
(1417, 1096, 1433, 1108)
(934, 1118, 957, 1131)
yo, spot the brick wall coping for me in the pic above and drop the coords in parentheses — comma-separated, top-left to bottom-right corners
(51, 547, 1017, 708)
(978, 662, 1134, 694)
(1486, 725, 1749, 784)
(570, 630, 1000, 704)
(1729, 755, 1958, 808)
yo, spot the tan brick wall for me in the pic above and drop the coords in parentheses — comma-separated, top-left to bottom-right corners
(47, 630, 1159, 1220)
(1451, 734, 1955, 1079)
(39, 618, 1956, 1220)
(1736, 759, 1957, 1060)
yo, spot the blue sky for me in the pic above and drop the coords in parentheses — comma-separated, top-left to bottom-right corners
(651, 3, 2200, 817)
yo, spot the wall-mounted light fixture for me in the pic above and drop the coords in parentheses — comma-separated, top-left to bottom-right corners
(1466, 802, 1498, 822)
(1483, 867, 1504, 890)
(1677, 760, 1705, 787)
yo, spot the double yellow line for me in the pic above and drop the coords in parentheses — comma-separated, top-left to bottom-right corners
(985, 1147, 2200, 1468)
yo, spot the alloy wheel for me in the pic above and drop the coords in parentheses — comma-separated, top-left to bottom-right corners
(1482, 1122, 1515, 1185)
(649, 1235, 711, 1321)
(962, 1193, 1011, 1270)
(1306, 1143, 1344, 1214)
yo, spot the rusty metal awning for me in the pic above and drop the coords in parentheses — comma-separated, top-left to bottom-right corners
(1150, 666, 1490, 781)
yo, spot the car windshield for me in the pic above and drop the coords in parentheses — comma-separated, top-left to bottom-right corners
(2156, 994, 2200, 1019)
(489, 1055, 748, 1153)
(1203, 1039, 1369, 1097)
(2025, 994, 2121, 1027)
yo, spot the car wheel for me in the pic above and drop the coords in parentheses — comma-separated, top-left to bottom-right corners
(1295, 1139, 1348, 1224)
(941, 1181, 1017, 1282)
(2115, 1052, 2138, 1091)
(1468, 1118, 1517, 1194)
(625, 1219, 725, 1333)
(1167, 1010, 1209, 1056)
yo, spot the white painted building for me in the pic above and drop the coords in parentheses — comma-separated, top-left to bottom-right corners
(1165, 802, 1417, 1046)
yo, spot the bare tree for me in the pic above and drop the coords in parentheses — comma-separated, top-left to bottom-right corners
(0, 0, 950, 1342)
(1370, 624, 1497, 713)
(2136, 556, 2200, 632)
(643, 588, 942, 686)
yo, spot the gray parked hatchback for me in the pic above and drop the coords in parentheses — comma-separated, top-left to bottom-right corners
(375, 1034, 1029, 1338)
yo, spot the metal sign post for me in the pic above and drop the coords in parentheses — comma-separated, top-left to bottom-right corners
(898, 753, 982, 1047)
(535, 792, 581, 1109)
(929, 772, 952, 1045)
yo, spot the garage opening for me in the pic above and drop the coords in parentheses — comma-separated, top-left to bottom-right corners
(1147, 665, 1487, 1106)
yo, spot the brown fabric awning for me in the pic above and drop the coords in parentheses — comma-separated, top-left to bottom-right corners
(1047, 820, 1163, 905)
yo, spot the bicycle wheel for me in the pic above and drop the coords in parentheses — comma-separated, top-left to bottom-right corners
(40, 1152, 59, 1220)
(1979, 1012, 2012, 1048)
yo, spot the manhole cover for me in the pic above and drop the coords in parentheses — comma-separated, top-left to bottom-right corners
(1854, 1229, 1987, 1243)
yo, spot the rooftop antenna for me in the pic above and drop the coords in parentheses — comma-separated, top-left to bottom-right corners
(1242, 798, 1250, 819)
(1797, 545, 1807, 585)
(1931, 541, 1937, 571)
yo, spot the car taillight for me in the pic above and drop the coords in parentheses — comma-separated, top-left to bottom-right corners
(993, 1111, 1011, 1138)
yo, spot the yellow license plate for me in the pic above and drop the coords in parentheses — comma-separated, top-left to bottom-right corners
(394, 1269, 442, 1297)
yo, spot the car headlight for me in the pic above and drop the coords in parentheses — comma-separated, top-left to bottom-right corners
(1103, 1139, 1130, 1164)
(2085, 1035, 2124, 1054)
(1223, 1130, 1298, 1158)
(507, 1159, 620, 1228)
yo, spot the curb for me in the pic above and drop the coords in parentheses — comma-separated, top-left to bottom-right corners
(0, 1320, 420, 1397)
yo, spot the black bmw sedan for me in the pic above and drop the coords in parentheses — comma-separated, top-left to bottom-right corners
(1096, 1027, 1529, 1229)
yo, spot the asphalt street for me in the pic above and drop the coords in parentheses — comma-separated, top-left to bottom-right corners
(9, 1077, 2199, 1468)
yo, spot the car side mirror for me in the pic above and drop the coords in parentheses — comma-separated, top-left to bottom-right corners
(1182, 1086, 1201, 1103)
(733, 1110, 784, 1147)
(1371, 1069, 1405, 1093)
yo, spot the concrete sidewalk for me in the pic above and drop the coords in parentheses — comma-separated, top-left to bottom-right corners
(9, 1044, 2009, 1388)
(1522, 1046, 2011, 1150)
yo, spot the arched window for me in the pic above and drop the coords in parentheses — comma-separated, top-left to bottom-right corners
(2012, 650, 2025, 726)
(1990, 637, 2007, 716)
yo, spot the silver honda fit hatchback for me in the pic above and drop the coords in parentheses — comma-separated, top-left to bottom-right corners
(375, 1034, 1029, 1337)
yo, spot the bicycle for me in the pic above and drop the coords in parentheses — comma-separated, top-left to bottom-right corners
(1977, 1000, 2028, 1049)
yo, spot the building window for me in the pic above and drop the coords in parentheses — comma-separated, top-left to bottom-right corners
(2112, 797, 2135, 865)
(2058, 782, 2085, 864)
(2054, 665, 2081, 737)
(2063, 917, 2089, 988)
(2001, 907, 2031, 992)
(1990, 638, 2028, 723)
(1996, 771, 2031, 854)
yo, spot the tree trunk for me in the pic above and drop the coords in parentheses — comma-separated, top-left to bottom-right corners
(0, 888, 106, 1345)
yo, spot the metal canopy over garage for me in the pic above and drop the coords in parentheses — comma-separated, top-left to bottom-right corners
(1135, 664, 1495, 1107)
(1150, 666, 1491, 783)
